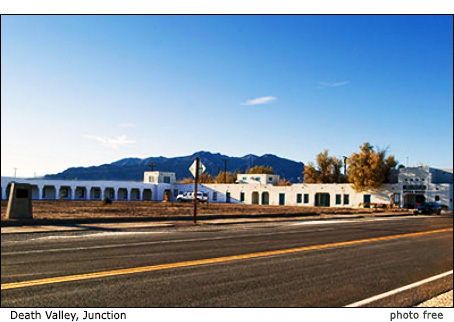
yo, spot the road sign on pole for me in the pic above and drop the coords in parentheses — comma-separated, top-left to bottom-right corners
(192, 157, 202, 224)
(189, 159, 206, 178)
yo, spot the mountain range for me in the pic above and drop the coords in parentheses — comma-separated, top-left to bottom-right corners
(43, 151, 305, 182)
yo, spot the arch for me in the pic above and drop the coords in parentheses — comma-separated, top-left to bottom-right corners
(130, 188, 141, 201)
(252, 191, 259, 205)
(31, 185, 40, 200)
(58, 186, 72, 200)
(261, 191, 269, 205)
(104, 188, 115, 200)
(143, 189, 152, 201)
(117, 188, 128, 201)
(90, 187, 102, 200)
(75, 186, 87, 200)
(42, 185, 57, 199)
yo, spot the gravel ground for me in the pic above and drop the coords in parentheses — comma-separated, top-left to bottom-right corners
(416, 290, 453, 307)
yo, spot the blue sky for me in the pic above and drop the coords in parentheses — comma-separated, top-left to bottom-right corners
(1, 15, 453, 177)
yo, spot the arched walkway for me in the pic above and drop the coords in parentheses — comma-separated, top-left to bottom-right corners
(90, 187, 102, 200)
(104, 188, 115, 200)
(42, 185, 57, 199)
(58, 186, 72, 200)
(75, 186, 87, 200)
(117, 188, 128, 201)
(130, 188, 141, 201)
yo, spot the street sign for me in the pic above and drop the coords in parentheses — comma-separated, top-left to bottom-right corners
(189, 160, 206, 177)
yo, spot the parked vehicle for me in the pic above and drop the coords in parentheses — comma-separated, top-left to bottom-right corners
(413, 202, 442, 215)
(176, 191, 208, 203)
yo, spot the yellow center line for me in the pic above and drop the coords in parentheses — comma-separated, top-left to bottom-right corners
(2, 228, 452, 291)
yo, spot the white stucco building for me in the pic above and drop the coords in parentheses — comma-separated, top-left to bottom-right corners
(1, 166, 453, 210)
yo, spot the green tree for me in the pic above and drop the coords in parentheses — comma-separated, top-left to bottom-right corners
(304, 150, 344, 183)
(347, 142, 398, 192)
(246, 165, 274, 174)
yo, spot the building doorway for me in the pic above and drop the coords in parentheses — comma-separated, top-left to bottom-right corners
(279, 193, 285, 205)
(404, 194, 425, 209)
(163, 189, 172, 202)
(252, 192, 259, 205)
(315, 193, 330, 207)
(363, 194, 371, 208)
(261, 192, 269, 205)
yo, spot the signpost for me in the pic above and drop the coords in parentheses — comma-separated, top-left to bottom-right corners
(189, 157, 206, 223)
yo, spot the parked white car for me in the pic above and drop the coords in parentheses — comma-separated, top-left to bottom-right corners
(176, 191, 208, 203)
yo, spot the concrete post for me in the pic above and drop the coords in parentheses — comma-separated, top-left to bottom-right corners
(6, 183, 33, 219)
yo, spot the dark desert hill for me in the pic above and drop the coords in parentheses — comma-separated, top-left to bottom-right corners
(44, 151, 305, 182)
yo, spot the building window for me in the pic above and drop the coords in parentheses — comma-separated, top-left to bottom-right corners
(240, 192, 245, 202)
(336, 194, 342, 205)
(304, 194, 309, 203)
(149, 177, 153, 183)
(435, 195, 440, 201)
(212, 192, 217, 201)
(296, 193, 302, 204)
(268, 177, 273, 181)
(343, 194, 350, 205)
(164, 176, 171, 184)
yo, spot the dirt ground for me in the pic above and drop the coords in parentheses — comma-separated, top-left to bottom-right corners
(1, 200, 407, 221)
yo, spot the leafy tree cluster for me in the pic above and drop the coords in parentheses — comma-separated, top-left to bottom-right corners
(347, 142, 397, 191)
(275, 178, 292, 186)
(303, 142, 399, 191)
(215, 171, 236, 184)
(303, 150, 344, 184)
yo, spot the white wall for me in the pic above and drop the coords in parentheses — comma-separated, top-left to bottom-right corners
(2, 176, 452, 210)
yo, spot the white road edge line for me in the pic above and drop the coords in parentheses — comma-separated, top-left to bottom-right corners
(344, 270, 453, 307)
(291, 217, 409, 226)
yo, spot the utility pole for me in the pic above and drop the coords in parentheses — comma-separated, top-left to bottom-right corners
(14, 168, 17, 178)
(193, 157, 200, 224)
(222, 158, 228, 183)
(343, 156, 348, 176)
(148, 163, 156, 171)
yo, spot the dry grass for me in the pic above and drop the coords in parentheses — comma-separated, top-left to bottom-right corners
(1, 200, 405, 221)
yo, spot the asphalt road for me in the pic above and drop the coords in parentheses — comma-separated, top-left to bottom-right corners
(1, 216, 452, 307)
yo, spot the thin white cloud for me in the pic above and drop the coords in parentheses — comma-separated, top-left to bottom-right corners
(319, 81, 351, 88)
(83, 135, 136, 149)
(118, 123, 136, 128)
(242, 96, 277, 106)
